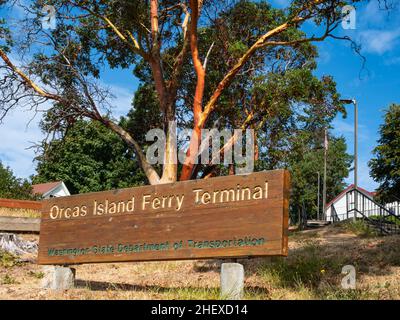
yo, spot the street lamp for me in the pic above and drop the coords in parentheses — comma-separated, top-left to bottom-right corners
(322, 129, 328, 221)
(340, 99, 358, 190)
(317, 171, 320, 220)
(340, 98, 358, 220)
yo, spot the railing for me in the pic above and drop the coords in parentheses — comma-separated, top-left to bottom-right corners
(385, 201, 400, 216)
(347, 189, 400, 235)
(331, 203, 340, 223)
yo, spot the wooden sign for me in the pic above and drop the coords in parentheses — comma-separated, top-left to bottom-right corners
(38, 170, 290, 265)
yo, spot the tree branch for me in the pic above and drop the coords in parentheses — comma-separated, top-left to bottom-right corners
(0, 46, 161, 185)
(100, 119, 161, 185)
(203, 42, 215, 70)
(69, 1, 148, 59)
(189, 0, 205, 126)
(0, 49, 63, 102)
(199, 16, 304, 128)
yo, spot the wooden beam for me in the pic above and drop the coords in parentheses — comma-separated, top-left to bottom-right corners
(0, 216, 40, 232)
(0, 198, 42, 210)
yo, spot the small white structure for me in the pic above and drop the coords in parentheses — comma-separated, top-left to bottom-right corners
(386, 201, 400, 215)
(325, 184, 375, 221)
(325, 184, 400, 222)
(32, 181, 70, 199)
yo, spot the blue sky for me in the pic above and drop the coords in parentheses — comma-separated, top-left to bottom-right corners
(312, 1, 400, 191)
(0, 1, 399, 193)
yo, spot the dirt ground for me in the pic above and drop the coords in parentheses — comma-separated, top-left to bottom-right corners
(1, 224, 400, 300)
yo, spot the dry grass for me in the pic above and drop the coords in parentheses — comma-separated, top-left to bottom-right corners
(0, 207, 41, 218)
(1, 223, 400, 300)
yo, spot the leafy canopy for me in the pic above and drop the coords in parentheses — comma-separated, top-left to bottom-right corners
(0, 161, 36, 200)
(369, 104, 400, 202)
(33, 119, 146, 194)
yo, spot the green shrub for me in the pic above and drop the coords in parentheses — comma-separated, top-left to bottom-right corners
(28, 271, 44, 279)
(369, 215, 400, 226)
(258, 243, 343, 288)
(0, 250, 21, 268)
(322, 287, 373, 300)
(344, 220, 378, 237)
(1, 274, 18, 285)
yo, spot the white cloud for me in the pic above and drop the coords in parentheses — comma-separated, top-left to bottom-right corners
(384, 56, 400, 65)
(104, 83, 134, 119)
(333, 118, 355, 134)
(332, 118, 370, 142)
(0, 107, 44, 180)
(359, 29, 400, 54)
(362, 1, 386, 25)
(0, 51, 134, 181)
(344, 158, 379, 192)
(317, 48, 331, 64)
(333, 116, 379, 193)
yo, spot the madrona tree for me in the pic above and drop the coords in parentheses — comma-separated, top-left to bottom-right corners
(0, 0, 364, 185)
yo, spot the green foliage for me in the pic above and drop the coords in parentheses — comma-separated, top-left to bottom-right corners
(0, 10, 13, 52)
(27, 270, 44, 279)
(368, 215, 400, 226)
(30, 1, 351, 208)
(0, 161, 35, 200)
(259, 243, 344, 288)
(0, 249, 20, 268)
(122, 84, 163, 146)
(1, 274, 18, 285)
(288, 135, 352, 221)
(369, 104, 400, 202)
(33, 120, 146, 194)
(343, 220, 378, 237)
(322, 288, 374, 300)
(2, 1, 352, 198)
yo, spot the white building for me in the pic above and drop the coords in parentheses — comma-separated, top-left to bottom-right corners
(325, 184, 374, 221)
(32, 181, 70, 199)
(386, 201, 400, 215)
(325, 184, 400, 222)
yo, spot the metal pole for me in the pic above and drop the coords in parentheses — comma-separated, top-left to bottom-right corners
(354, 99, 358, 191)
(339, 98, 358, 221)
(322, 129, 327, 221)
(317, 171, 320, 220)
(354, 100, 358, 221)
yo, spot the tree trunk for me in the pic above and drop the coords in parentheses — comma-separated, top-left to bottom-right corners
(0, 233, 37, 256)
(160, 118, 178, 184)
(101, 119, 161, 185)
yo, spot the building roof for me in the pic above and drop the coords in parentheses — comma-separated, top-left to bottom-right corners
(32, 181, 62, 196)
(325, 184, 375, 209)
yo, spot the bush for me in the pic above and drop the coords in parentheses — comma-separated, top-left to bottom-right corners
(1, 274, 18, 285)
(344, 220, 378, 238)
(0, 249, 20, 268)
(258, 243, 343, 288)
(368, 215, 400, 226)
(28, 271, 44, 279)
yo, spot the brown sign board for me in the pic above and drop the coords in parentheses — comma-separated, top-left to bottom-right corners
(38, 170, 290, 265)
